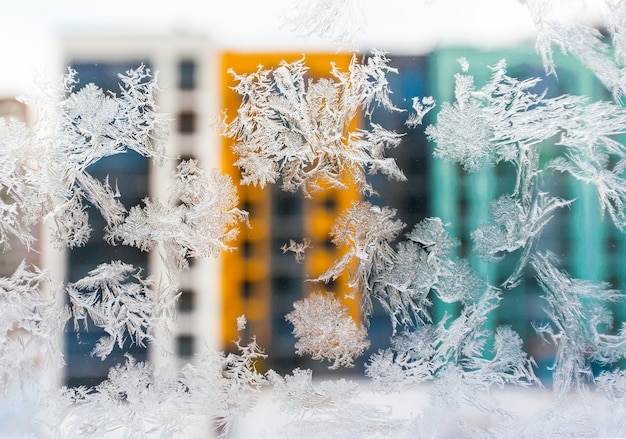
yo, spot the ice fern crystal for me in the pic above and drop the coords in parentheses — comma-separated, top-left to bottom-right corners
(67, 261, 175, 360)
(286, 292, 370, 369)
(222, 51, 405, 196)
(107, 159, 248, 276)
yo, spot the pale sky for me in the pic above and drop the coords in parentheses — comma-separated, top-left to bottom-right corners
(0, 0, 603, 96)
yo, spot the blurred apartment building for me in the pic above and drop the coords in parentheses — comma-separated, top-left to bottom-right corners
(423, 47, 626, 376)
(60, 33, 220, 386)
(59, 35, 364, 385)
(55, 33, 626, 386)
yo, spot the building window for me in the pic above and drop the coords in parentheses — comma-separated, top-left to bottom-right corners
(273, 191, 302, 216)
(272, 275, 301, 296)
(178, 111, 196, 134)
(176, 289, 194, 313)
(241, 280, 252, 299)
(176, 335, 194, 358)
(179, 60, 196, 90)
(241, 239, 252, 259)
(322, 195, 337, 213)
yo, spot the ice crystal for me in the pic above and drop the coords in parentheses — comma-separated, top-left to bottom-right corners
(548, 99, 626, 229)
(281, 238, 312, 263)
(286, 292, 370, 369)
(385, 218, 482, 327)
(472, 192, 572, 287)
(236, 314, 247, 331)
(0, 262, 68, 397)
(426, 59, 579, 173)
(0, 118, 43, 252)
(426, 59, 626, 286)
(597, 369, 626, 401)
(366, 288, 539, 417)
(223, 51, 405, 196)
(1, 65, 166, 251)
(6, 2, 626, 436)
(39, 339, 267, 439)
(532, 252, 626, 397)
(67, 261, 175, 360)
(315, 201, 405, 317)
(405, 96, 436, 128)
(107, 159, 248, 274)
(268, 368, 412, 439)
(268, 368, 358, 416)
(179, 338, 268, 437)
(522, 0, 626, 100)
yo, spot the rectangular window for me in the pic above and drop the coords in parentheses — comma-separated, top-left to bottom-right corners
(179, 60, 196, 90)
(176, 335, 194, 358)
(178, 111, 196, 134)
(176, 289, 194, 313)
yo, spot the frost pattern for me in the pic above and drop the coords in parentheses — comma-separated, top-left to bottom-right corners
(522, 0, 626, 100)
(1, 64, 268, 436)
(6, 2, 626, 436)
(426, 58, 626, 286)
(318, 211, 485, 332)
(0, 262, 68, 396)
(405, 96, 436, 128)
(1, 65, 166, 251)
(283, 0, 366, 49)
(281, 238, 312, 263)
(314, 201, 405, 320)
(366, 288, 539, 392)
(222, 51, 405, 196)
(107, 159, 248, 275)
(38, 339, 267, 439)
(268, 368, 412, 439)
(67, 261, 175, 360)
(532, 252, 626, 397)
(286, 292, 370, 369)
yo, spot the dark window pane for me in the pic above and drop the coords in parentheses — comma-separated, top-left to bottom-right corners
(177, 335, 194, 358)
(272, 275, 301, 295)
(179, 60, 196, 90)
(177, 289, 194, 312)
(178, 111, 196, 134)
(323, 196, 337, 212)
(241, 280, 252, 299)
(241, 240, 252, 259)
(273, 191, 302, 216)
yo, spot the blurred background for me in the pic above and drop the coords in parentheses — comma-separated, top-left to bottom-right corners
(0, 0, 618, 394)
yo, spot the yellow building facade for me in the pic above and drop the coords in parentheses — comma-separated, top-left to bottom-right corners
(220, 53, 361, 370)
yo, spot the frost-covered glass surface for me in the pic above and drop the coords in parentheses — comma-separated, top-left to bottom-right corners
(3, 0, 626, 437)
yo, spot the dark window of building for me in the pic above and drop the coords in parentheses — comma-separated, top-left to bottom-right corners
(70, 60, 152, 94)
(273, 191, 302, 216)
(322, 196, 337, 213)
(179, 60, 196, 90)
(177, 289, 194, 313)
(241, 280, 253, 299)
(324, 237, 336, 252)
(241, 240, 252, 259)
(272, 275, 301, 296)
(324, 279, 337, 293)
(178, 111, 196, 134)
(176, 335, 194, 358)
